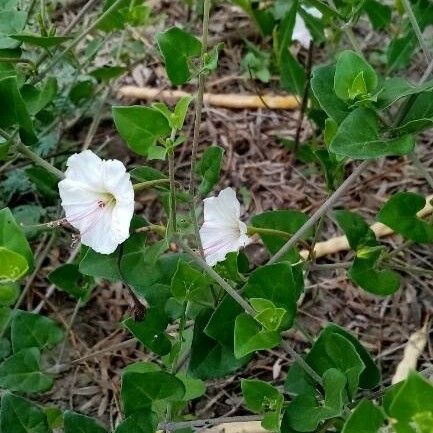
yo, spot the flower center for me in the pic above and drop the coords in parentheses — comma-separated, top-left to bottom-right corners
(99, 192, 116, 208)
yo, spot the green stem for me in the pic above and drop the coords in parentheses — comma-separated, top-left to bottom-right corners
(247, 226, 290, 238)
(133, 179, 170, 192)
(135, 224, 166, 236)
(168, 129, 177, 234)
(15, 140, 64, 179)
(187, 0, 211, 258)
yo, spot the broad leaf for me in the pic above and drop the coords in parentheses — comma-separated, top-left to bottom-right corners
(156, 27, 202, 85)
(112, 106, 171, 157)
(334, 50, 378, 101)
(342, 399, 384, 433)
(114, 412, 157, 433)
(64, 411, 108, 433)
(330, 108, 414, 159)
(0, 393, 50, 433)
(234, 313, 281, 359)
(196, 146, 224, 195)
(10, 34, 71, 48)
(0, 247, 28, 281)
(377, 192, 433, 243)
(0, 348, 52, 393)
(11, 310, 64, 352)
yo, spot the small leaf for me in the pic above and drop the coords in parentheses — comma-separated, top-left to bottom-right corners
(0, 348, 52, 393)
(311, 64, 350, 123)
(79, 246, 122, 282)
(0, 76, 36, 144)
(196, 146, 224, 195)
(241, 379, 282, 413)
(0, 247, 28, 282)
(334, 50, 378, 101)
(48, 263, 95, 301)
(330, 107, 414, 159)
(363, 0, 391, 30)
(378, 192, 433, 243)
(156, 27, 202, 85)
(89, 65, 126, 82)
(11, 310, 64, 352)
(123, 309, 171, 356)
(10, 34, 71, 48)
(114, 412, 157, 433)
(176, 373, 206, 401)
(64, 411, 108, 433)
(0, 10, 26, 49)
(334, 210, 377, 250)
(234, 313, 281, 359)
(0, 393, 50, 433)
(342, 399, 385, 433)
(21, 77, 57, 115)
(112, 106, 171, 157)
(171, 259, 212, 305)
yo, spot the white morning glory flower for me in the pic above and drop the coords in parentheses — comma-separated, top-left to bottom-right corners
(293, 7, 322, 48)
(58, 150, 134, 254)
(199, 187, 251, 266)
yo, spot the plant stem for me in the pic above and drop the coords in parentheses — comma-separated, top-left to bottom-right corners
(158, 415, 263, 431)
(268, 160, 369, 265)
(133, 179, 170, 192)
(187, 0, 211, 258)
(15, 140, 64, 179)
(168, 129, 178, 233)
(247, 226, 290, 238)
(401, 0, 431, 63)
(177, 237, 254, 314)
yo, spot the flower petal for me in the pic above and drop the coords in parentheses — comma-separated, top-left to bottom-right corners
(203, 187, 241, 228)
(293, 14, 312, 48)
(64, 150, 105, 192)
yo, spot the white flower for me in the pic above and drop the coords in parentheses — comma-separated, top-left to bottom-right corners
(293, 7, 322, 48)
(58, 150, 134, 254)
(199, 187, 251, 266)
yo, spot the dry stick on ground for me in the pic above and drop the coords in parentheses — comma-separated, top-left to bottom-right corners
(118, 86, 300, 110)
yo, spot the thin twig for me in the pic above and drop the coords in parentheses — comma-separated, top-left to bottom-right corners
(187, 0, 212, 258)
(268, 160, 370, 264)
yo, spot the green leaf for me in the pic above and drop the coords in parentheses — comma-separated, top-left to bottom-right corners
(363, 0, 391, 30)
(11, 310, 64, 352)
(119, 234, 167, 288)
(0, 76, 36, 144)
(196, 146, 224, 195)
(0, 10, 26, 49)
(285, 324, 380, 396)
(79, 246, 122, 282)
(172, 95, 193, 129)
(234, 313, 281, 359)
(387, 33, 417, 72)
(112, 106, 171, 157)
(242, 379, 283, 431)
(342, 399, 384, 433)
(97, 0, 132, 31)
(0, 393, 50, 433)
(280, 49, 305, 96)
(48, 263, 95, 301)
(241, 379, 282, 412)
(69, 80, 94, 106)
(189, 309, 248, 379)
(114, 412, 157, 433)
(21, 77, 58, 116)
(171, 259, 212, 305)
(0, 208, 32, 268)
(10, 34, 71, 48)
(89, 65, 126, 82)
(156, 27, 202, 85)
(311, 64, 350, 123)
(350, 247, 400, 296)
(396, 90, 433, 135)
(334, 50, 378, 102)
(26, 166, 59, 200)
(176, 372, 206, 401)
(123, 309, 171, 356)
(375, 77, 433, 110)
(204, 295, 243, 350)
(330, 107, 414, 159)
(0, 282, 19, 305)
(0, 348, 52, 393)
(0, 247, 28, 282)
(283, 368, 347, 432)
(377, 192, 433, 243)
(121, 366, 185, 416)
(334, 210, 377, 250)
(64, 411, 108, 433)
(389, 372, 433, 431)
(250, 210, 309, 262)
(244, 263, 301, 329)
